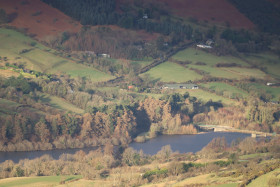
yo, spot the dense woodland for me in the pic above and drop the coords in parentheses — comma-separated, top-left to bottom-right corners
(229, 0, 280, 34)
(0, 71, 279, 152)
(41, 0, 193, 43)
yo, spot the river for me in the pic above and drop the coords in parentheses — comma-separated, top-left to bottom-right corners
(0, 132, 251, 163)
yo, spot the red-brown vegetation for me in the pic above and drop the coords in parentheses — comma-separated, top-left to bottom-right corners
(117, 0, 255, 29)
(0, 0, 82, 39)
(160, 0, 255, 29)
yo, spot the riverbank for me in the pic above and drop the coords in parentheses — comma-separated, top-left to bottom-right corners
(130, 131, 251, 155)
(134, 124, 276, 144)
(198, 124, 276, 137)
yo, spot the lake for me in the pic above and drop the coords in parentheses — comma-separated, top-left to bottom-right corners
(0, 132, 251, 163)
(130, 132, 251, 155)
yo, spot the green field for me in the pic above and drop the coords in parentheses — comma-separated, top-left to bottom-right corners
(173, 48, 248, 66)
(0, 175, 82, 187)
(131, 58, 154, 68)
(171, 48, 267, 79)
(0, 98, 47, 118)
(241, 53, 280, 79)
(176, 89, 236, 105)
(239, 153, 271, 160)
(0, 28, 113, 82)
(173, 173, 241, 187)
(189, 89, 235, 105)
(201, 82, 248, 99)
(141, 61, 203, 82)
(207, 183, 238, 187)
(247, 168, 280, 187)
(39, 93, 84, 114)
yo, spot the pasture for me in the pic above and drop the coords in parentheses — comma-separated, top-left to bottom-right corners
(187, 89, 236, 106)
(173, 48, 248, 67)
(241, 52, 280, 79)
(141, 61, 202, 82)
(247, 168, 280, 187)
(0, 175, 82, 187)
(200, 82, 248, 99)
(172, 173, 239, 187)
(171, 47, 267, 80)
(39, 94, 84, 114)
(0, 28, 113, 82)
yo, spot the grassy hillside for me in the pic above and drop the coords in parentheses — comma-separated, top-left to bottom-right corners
(172, 48, 267, 80)
(241, 52, 280, 79)
(0, 28, 113, 82)
(201, 82, 248, 98)
(39, 93, 84, 114)
(0, 175, 82, 187)
(141, 61, 203, 82)
(187, 89, 236, 105)
(247, 168, 280, 187)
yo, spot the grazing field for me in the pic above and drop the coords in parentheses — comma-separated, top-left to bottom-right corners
(207, 184, 238, 187)
(0, 175, 82, 187)
(187, 89, 236, 105)
(247, 168, 280, 187)
(0, 98, 46, 117)
(131, 58, 154, 68)
(170, 47, 267, 79)
(172, 48, 248, 67)
(166, 89, 236, 105)
(241, 53, 280, 79)
(39, 94, 84, 114)
(221, 67, 267, 79)
(239, 153, 271, 160)
(201, 82, 248, 99)
(141, 61, 203, 82)
(0, 28, 113, 82)
(172, 173, 240, 187)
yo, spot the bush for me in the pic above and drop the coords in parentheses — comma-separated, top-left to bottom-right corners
(143, 168, 168, 179)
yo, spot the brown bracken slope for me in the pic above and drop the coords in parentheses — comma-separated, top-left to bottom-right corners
(117, 0, 255, 29)
(0, 0, 82, 39)
(159, 0, 255, 29)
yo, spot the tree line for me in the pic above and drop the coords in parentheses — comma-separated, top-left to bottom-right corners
(41, 0, 193, 43)
(229, 0, 280, 34)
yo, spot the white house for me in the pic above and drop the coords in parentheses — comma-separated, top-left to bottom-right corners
(197, 44, 212, 49)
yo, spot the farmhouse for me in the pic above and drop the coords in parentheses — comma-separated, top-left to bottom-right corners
(267, 82, 280, 86)
(97, 53, 111, 58)
(196, 44, 212, 49)
(162, 83, 199, 89)
(143, 14, 148, 19)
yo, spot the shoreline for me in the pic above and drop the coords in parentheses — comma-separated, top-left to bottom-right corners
(134, 125, 276, 143)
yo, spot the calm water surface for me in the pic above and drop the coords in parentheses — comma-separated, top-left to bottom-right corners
(0, 132, 251, 163)
(130, 132, 251, 155)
